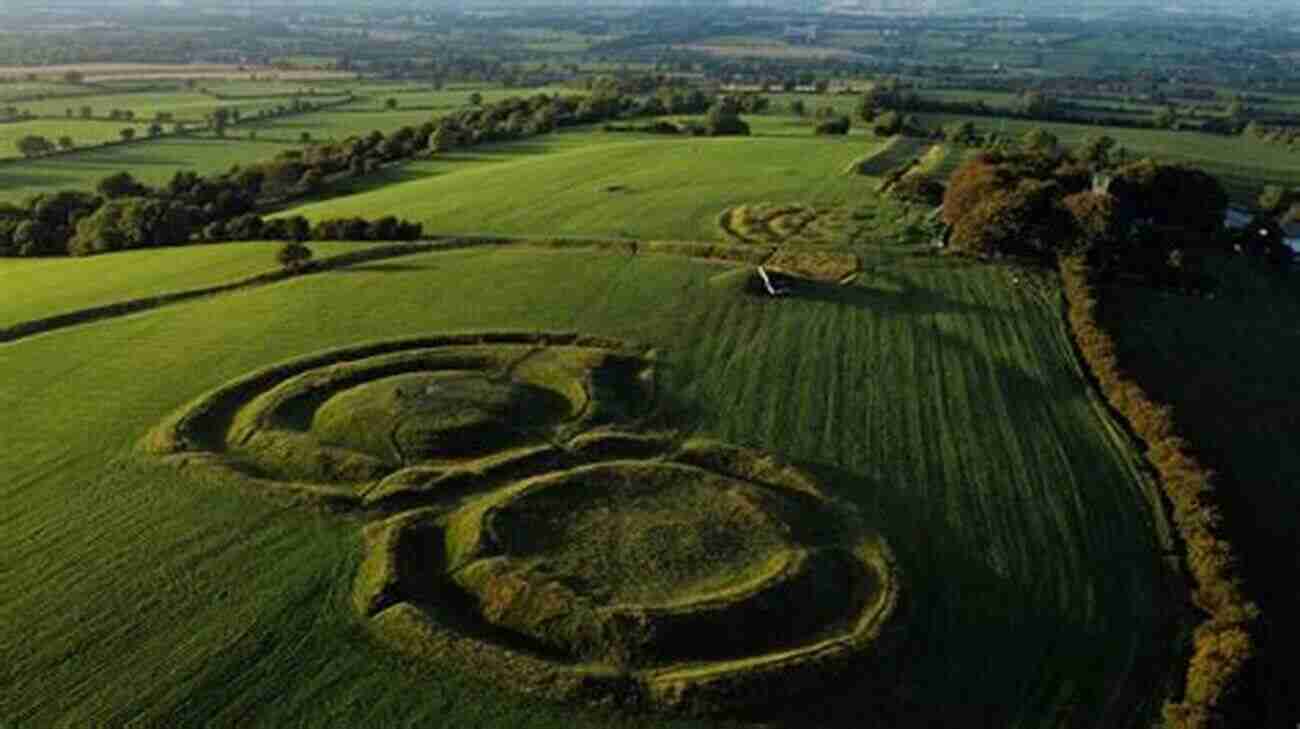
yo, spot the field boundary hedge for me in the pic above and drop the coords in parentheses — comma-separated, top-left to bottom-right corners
(2, 236, 857, 346)
(0, 242, 437, 345)
(1060, 255, 1258, 729)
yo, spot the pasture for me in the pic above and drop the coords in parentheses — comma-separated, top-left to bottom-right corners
(281, 131, 897, 241)
(0, 240, 362, 330)
(0, 134, 298, 203)
(0, 238, 1175, 728)
(0, 119, 150, 157)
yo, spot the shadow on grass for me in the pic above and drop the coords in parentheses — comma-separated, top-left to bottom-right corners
(326, 262, 435, 274)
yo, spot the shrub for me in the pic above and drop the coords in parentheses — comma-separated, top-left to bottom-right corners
(889, 174, 945, 206)
(276, 241, 313, 270)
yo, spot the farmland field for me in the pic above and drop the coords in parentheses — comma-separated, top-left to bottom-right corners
(0, 240, 364, 330)
(13, 90, 353, 123)
(281, 131, 896, 240)
(0, 236, 1176, 727)
(0, 119, 150, 157)
(0, 134, 298, 203)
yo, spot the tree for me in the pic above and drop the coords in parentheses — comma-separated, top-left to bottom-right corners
(1153, 105, 1178, 129)
(704, 97, 750, 136)
(789, 99, 805, 117)
(148, 123, 163, 137)
(97, 171, 150, 199)
(15, 135, 53, 158)
(1021, 127, 1059, 154)
(1078, 134, 1116, 167)
(872, 111, 903, 136)
(469, 92, 483, 106)
(63, 70, 84, 84)
(119, 128, 135, 142)
(386, 97, 399, 110)
(1258, 185, 1294, 214)
(300, 131, 312, 144)
(1109, 159, 1228, 236)
(950, 179, 1072, 258)
(57, 136, 74, 151)
(276, 241, 313, 271)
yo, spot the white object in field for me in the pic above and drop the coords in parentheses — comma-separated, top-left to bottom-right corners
(757, 266, 789, 297)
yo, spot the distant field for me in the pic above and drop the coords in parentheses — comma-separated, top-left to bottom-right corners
(914, 111, 1300, 203)
(242, 108, 442, 142)
(0, 81, 93, 101)
(0, 134, 297, 203)
(0, 119, 150, 156)
(0, 63, 357, 83)
(0, 241, 1174, 728)
(281, 130, 889, 240)
(13, 90, 352, 123)
(0, 240, 362, 330)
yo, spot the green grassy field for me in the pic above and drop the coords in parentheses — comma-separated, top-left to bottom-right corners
(0, 240, 363, 330)
(241, 108, 443, 143)
(281, 130, 891, 240)
(0, 118, 150, 156)
(0, 239, 1175, 727)
(0, 134, 299, 203)
(12, 90, 351, 123)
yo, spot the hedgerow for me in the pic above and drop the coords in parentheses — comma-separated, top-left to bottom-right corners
(1060, 255, 1258, 729)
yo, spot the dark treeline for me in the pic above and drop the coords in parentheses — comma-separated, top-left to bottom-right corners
(0, 82, 712, 258)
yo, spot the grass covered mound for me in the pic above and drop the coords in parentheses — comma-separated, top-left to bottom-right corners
(354, 441, 901, 715)
(142, 332, 657, 506)
(313, 371, 571, 462)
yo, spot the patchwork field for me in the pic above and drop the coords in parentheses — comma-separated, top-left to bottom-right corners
(0, 134, 299, 203)
(0, 235, 1177, 727)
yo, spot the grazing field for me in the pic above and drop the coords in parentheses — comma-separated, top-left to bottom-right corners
(12, 90, 352, 122)
(0, 240, 362, 330)
(282, 131, 893, 240)
(0, 119, 150, 156)
(0, 240, 1175, 727)
(241, 108, 444, 142)
(0, 134, 298, 203)
(1102, 258, 1300, 726)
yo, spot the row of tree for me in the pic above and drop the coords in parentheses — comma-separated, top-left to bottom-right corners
(1, 86, 711, 257)
(941, 141, 1291, 285)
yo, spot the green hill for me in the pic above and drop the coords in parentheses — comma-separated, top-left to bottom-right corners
(0, 240, 1178, 728)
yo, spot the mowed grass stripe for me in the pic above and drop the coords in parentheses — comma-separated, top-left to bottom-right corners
(0, 246, 1171, 728)
(281, 133, 886, 241)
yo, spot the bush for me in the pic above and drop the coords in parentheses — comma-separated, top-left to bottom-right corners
(276, 241, 313, 270)
(889, 174, 945, 206)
